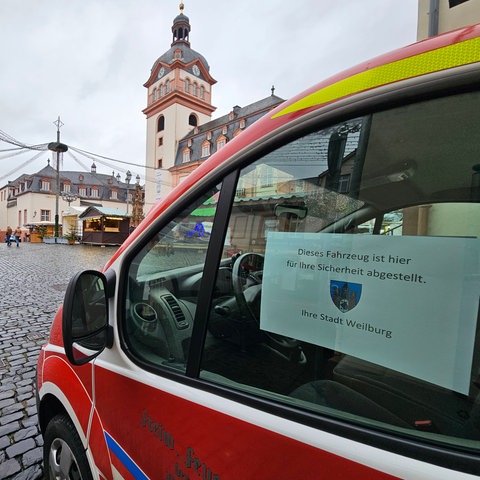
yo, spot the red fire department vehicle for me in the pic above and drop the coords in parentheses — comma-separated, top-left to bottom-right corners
(37, 23, 480, 479)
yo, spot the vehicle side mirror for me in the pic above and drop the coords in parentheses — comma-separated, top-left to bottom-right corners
(62, 270, 113, 366)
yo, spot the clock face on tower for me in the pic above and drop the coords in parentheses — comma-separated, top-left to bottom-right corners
(158, 67, 165, 79)
(192, 65, 200, 76)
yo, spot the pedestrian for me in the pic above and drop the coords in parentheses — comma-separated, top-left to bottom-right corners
(13, 226, 22, 247)
(5, 226, 12, 247)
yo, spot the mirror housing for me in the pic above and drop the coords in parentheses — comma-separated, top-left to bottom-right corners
(62, 270, 113, 366)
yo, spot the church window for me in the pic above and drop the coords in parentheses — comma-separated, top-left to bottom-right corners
(185, 78, 190, 93)
(153, 88, 157, 101)
(193, 83, 198, 96)
(158, 137, 163, 146)
(159, 84, 164, 96)
(189, 114, 198, 127)
(157, 115, 165, 132)
(166, 80, 171, 93)
(200, 86, 205, 99)
(158, 159, 163, 169)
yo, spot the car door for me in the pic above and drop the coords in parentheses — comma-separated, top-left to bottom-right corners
(93, 89, 480, 479)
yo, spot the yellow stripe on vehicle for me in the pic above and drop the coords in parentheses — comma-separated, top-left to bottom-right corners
(272, 35, 480, 119)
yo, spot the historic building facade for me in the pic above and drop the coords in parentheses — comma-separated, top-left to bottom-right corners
(142, 4, 284, 212)
(0, 161, 143, 242)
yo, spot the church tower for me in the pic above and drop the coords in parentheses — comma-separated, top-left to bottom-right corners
(143, 3, 216, 211)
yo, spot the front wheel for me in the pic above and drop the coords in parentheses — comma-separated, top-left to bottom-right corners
(43, 414, 93, 480)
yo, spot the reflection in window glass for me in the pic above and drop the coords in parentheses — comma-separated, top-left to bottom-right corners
(200, 92, 480, 450)
(123, 187, 221, 373)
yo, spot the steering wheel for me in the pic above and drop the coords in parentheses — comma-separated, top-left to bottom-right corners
(231, 253, 305, 363)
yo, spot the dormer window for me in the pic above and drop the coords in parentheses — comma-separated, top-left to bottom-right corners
(41, 180, 50, 191)
(240, 119, 246, 129)
(217, 135, 226, 151)
(201, 141, 210, 158)
(222, 126, 228, 135)
(182, 148, 190, 163)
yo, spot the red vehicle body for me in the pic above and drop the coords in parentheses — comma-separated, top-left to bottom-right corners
(38, 25, 480, 479)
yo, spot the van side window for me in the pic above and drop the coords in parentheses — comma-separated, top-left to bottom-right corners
(200, 91, 480, 450)
(123, 188, 222, 373)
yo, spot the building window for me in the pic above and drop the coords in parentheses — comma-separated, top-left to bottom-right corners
(79, 187, 87, 197)
(63, 183, 71, 193)
(159, 84, 164, 97)
(158, 137, 163, 146)
(23, 209, 27, 225)
(91, 188, 99, 198)
(193, 83, 198, 96)
(216, 136, 226, 150)
(338, 174, 351, 193)
(189, 114, 197, 127)
(200, 86, 205, 99)
(222, 126, 228, 135)
(261, 165, 273, 187)
(182, 148, 190, 163)
(166, 80, 171, 93)
(157, 115, 165, 132)
(158, 159, 163, 169)
(111, 190, 118, 200)
(201, 141, 211, 158)
(185, 78, 190, 93)
(153, 88, 157, 101)
(240, 119, 246, 129)
(40, 210, 50, 222)
(41, 180, 50, 191)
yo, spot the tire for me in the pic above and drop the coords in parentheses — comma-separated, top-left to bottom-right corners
(43, 414, 94, 480)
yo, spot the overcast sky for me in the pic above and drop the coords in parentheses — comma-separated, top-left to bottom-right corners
(0, 0, 418, 185)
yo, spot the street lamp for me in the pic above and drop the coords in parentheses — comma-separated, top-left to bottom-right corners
(62, 192, 78, 207)
(125, 170, 132, 214)
(48, 133, 68, 241)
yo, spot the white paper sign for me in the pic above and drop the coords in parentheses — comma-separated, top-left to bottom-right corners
(261, 232, 480, 394)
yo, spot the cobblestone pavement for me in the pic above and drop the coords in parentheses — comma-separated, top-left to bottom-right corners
(0, 242, 118, 480)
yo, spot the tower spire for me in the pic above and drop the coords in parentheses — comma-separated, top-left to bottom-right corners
(172, 2, 190, 46)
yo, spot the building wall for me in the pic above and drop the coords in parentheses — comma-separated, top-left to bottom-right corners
(417, 0, 480, 40)
(145, 98, 212, 211)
